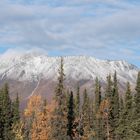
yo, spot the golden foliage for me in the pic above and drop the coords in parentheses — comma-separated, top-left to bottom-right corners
(29, 98, 56, 140)
(24, 95, 42, 117)
(24, 96, 57, 140)
(12, 121, 24, 140)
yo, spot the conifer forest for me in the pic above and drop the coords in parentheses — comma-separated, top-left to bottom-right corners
(0, 58, 140, 140)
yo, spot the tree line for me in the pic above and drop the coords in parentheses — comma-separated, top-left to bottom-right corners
(0, 58, 140, 140)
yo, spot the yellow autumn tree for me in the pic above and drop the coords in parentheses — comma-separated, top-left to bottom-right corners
(24, 95, 42, 117)
(24, 95, 43, 139)
(12, 121, 25, 140)
(31, 100, 56, 140)
(24, 95, 57, 140)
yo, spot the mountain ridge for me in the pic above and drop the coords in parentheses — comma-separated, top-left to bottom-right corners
(0, 53, 138, 81)
(0, 53, 139, 103)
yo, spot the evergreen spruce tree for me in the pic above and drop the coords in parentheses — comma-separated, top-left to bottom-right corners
(117, 82, 133, 139)
(50, 57, 68, 140)
(104, 73, 120, 140)
(124, 82, 132, 121)
(134, 71, 140, 118)
(66, 89, 70, 108)
(12, 93, 20, 124)
(75, 84, 80, 118)
(94, 77, 103, 140)
(74, 84, 82, 139)
(105, 74, 112, 99)
(131, 71, 140, 139)
(67, 91, 75, 140)
(2, 83, 13, 140)
(117, 95, 124, 139)
(73, 85, 85, 140)
(82, 89, 91, 139)
(11, 93, 21, 140)
(135, 71, 140, 104)
(0, 84, 20, 140)
(112, 72, 120, 139)
(124, 82, 133, 139)
(105, 74, 115, 140)
(95, 77, 101, 113)
(119, 96, 124, 118)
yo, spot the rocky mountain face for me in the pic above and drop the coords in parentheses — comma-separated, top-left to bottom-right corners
(0, 52, 139, 106)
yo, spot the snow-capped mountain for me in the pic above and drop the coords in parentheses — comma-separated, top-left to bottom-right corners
(0, 52, 139, 102)
(0, 53, 138, 82)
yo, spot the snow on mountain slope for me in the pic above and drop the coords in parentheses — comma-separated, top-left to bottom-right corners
(0, 53, 139, 85)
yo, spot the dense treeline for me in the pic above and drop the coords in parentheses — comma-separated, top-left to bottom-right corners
(0, 84, 20, 140)
(0, 58, 140, 140)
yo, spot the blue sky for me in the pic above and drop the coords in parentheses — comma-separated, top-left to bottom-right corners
(0, 0, 140, 67)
